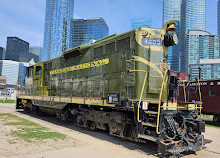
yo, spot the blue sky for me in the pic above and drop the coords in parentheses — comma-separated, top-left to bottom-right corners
(0, 0, 218, 48)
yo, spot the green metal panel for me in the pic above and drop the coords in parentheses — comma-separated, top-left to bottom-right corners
(22, 21, 175, 104)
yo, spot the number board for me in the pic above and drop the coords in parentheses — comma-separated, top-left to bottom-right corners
(107, 93, 120, 104)
(142, 37, 162, 46)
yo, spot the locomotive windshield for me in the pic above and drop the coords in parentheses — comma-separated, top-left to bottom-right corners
(35, 66, 42, 76)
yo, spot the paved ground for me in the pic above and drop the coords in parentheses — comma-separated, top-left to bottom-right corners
(0, 103, 220, 158)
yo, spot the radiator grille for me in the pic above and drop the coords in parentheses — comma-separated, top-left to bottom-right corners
(105, 42, 115, 54)
(117, 37, 130, 51)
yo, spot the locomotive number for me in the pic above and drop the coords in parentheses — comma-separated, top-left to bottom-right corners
(142, 37, 162, 46)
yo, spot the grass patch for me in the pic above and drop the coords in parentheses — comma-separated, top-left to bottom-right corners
(201, 115, 220, 129)
(11, 127, 66, 142)
(0, 113, 20, 119)
(202, 118, 213, 122)
(5, 119, 40, 127)
(0, 113, 66, 142)
(0, 113, 40, 127)
(205, 124, 220, 129)
(0, 100, 16, 103)
(0, 113, 20, 121)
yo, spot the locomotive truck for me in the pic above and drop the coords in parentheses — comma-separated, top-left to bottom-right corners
(16, 20, 205, 156)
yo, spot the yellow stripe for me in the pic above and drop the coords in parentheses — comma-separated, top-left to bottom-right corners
(132, 56, 163, 77)
(17, 95, 115, 107)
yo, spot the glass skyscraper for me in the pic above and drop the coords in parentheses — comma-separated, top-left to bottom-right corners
(0, 47, 5, 60)
(131, 18, 152, 29)
(42, 0, 74, 61)
(180, 0, 206, 73)
(163, 0, 181, 71)
(5, 37, 39, 63)
(185, 30, 220, 79)
(29, 47, 43, 56)
(71, 18, 109, 48)
(218, 0, 220, 35)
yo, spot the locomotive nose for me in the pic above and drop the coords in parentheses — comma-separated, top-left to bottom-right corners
(162, 20, 178, 47)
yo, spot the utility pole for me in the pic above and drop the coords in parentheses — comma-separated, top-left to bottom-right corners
(198, 67, 201, 80)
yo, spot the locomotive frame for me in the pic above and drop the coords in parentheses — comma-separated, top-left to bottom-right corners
(16, 20, 205, 156)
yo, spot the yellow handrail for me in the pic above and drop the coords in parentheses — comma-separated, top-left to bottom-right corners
(197, 78, 202, 102)
(182, 81, 187, 102)
(129, 70, 148, 122)
(156, 70, 168, 134)
(197, 78, 202, 119)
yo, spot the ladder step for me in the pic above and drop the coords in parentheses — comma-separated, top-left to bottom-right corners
(149, 101, 159, 104)
(137, 134, 157, 142)
(144, 111, 158, 115)
(141, 122, 157, 127)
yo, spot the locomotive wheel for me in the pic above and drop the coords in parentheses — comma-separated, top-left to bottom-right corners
(24, 107, 30, 113)
(31, 105, 38, 115)
(88, 121, 97, 131)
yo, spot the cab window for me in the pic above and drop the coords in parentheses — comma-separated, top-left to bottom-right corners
(35, 66, 42, 76)
(27, 67, 33, 78)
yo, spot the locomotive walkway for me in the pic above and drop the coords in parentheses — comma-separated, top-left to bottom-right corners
(0, 103, 220, 158)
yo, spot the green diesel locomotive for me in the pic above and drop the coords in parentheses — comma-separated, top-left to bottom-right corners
(16, 20, 205, 156)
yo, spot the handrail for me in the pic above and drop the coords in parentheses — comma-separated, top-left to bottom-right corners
(141, 24, 151, 28)
(197, 78, 202, 119)
(197, 78, 202, 103)
(156, 70, 168, 134)
(179, 80, 187, 102)
(160, 105, 202, 110)
(129, 70, 148, 122)
(182, 81, 187, 102)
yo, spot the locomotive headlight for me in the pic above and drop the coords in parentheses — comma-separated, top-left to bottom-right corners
(172, 33, 178, 45)
(164, 32, 178, 47)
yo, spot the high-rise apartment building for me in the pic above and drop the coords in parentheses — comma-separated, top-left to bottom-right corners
(0, 60, 29, 85)
(0, 47, 3, 60)
(190, 59, 220, 80)
(218, 0, 220, 35)
(29, 47, 43, 56)
(163, 0, 181, 71)
(5, 37, 39, 63)
(131, 18, 152, 29)
(71, 18, 109, 48)
(0, 47, 6, 60)
(42, 0, 74, 61)
(185, 30, 220, 79)
(180, 0, 206, 73)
